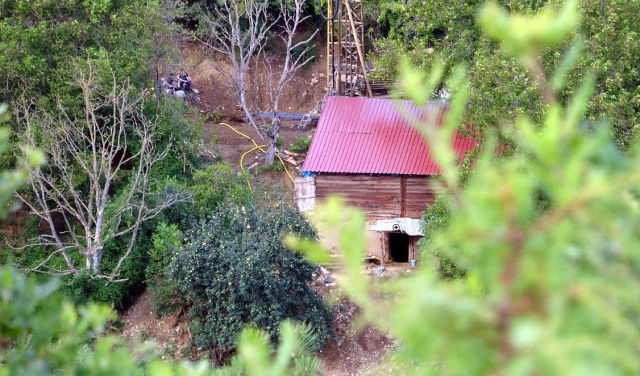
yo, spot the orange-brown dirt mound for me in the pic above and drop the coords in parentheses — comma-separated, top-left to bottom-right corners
(121, 291, 192, 360)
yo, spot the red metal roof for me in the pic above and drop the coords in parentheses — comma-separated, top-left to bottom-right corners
(302, 97, 477, 175)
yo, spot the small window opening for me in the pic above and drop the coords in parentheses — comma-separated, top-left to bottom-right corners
(388, 232, 410, 263)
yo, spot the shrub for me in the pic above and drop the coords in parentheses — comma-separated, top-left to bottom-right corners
(288, 135, 312, 153)
(169, 204, 333, 356)
(420, 194, 467, 279)
(58, 240, 148, 311)
(190, 163, 253, 215)
(0, 266, 256, 375)
(145, 223, 185, 316)
(0, 267, 130, 375)
(256, 161, 285, 174)
(146, 223, 183, 279)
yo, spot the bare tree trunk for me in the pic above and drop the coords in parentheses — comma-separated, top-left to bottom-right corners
(266, 141, 276, 165)
(14, 63, 189, 281)
(92, 252, 100, 274)
(265, 117, 280, 164)
(197, 0, 317, 165)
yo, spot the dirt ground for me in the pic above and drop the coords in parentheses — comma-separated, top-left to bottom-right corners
(185, 41, 327, 120)
(120, 291, 192, 360)
(121, 274, 397, 375)
(206, 120, 315, 173)
(183, 41, 324, 174)
(120, 41, 397, 375)
(315, 274, 397, 376)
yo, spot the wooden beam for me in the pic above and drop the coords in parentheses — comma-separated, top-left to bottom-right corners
(409, 237, 417, 262)
(343, 0, 373, 98)
(401, 176, 407, 217)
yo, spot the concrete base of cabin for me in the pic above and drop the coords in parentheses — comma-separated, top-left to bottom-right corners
(313, 219, 421, 265)
(367, 218, 423, 264)
(367, 227, 421, 264)
(314, 216, 423, 266)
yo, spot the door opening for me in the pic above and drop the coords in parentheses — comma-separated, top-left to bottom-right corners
(388, 232, 410, 262)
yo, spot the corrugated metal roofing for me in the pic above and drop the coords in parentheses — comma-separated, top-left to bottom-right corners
(302, 97, 477, 175)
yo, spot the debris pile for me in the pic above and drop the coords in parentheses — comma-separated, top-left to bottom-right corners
(245, 149, 307, 172)
(313, 266, 337, 288)
(281, 149, 306, 168)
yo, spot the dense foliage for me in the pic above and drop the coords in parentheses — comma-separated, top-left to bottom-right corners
(190, 163, 254, 215)
(420, 195, 467, 280)
(373, 0, 640, 150)
(288, 135, 312, 153)
(0, 266, 133, 376)
(0, 0, 207, 310)
(0, 105, 43, 217)
(0, 266, 321, 376)
(170, 204, 333, 356)
(0, 0, 181, 102)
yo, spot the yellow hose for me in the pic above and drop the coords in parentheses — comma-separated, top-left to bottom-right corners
(220, 122, 261, 148)
(275, 153, 296, 184)
(240, 144, 267, 176)
(218, 122, 295, 184)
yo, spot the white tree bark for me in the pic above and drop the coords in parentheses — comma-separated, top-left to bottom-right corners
(14, 65, 188, 282)
(197, 0, 317, 164)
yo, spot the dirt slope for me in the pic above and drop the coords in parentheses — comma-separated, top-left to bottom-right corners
(121, 283, 395, 375)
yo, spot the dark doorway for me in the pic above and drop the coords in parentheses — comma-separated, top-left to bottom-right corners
(389, 232, 410, 262)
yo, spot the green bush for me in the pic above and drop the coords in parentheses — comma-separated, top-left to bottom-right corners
(148, 99, 206, 181)
(10, 235, 147, 312)
(146, 223, 185, 316)
(146, 223, 183, 279)
(169, 204, 333, 356)
(288, 135, 312, 153)
(191, 163, 253, 215)
(0, 263, 320, 375)
(0, 266, 239, 375)
(0, 267, 126, 375)
(58, 241, 148, 311)
(256, 161, 285, 174)
(421, 194, 467, 279)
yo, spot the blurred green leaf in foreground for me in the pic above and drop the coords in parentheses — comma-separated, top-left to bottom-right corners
(289, 0, 640, 374)
(0, 263, 320, 376)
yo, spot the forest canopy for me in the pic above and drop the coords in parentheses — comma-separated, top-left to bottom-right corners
(373, 0, 640, 150)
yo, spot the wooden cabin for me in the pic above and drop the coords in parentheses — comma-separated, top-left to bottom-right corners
(298, 97, 476, 263)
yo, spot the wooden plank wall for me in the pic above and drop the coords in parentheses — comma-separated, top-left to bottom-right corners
(316, 174, 401, 219)
(405, 176, 442, 218)
(316, 174, 440, 219)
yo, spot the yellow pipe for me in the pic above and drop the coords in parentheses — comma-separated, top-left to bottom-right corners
(240, 144, 267, 174)
(219, 122, 295, 184)
(220, 122, 260, 148)
(240, 144, 267, 188)
(275, 153, 296, 184)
